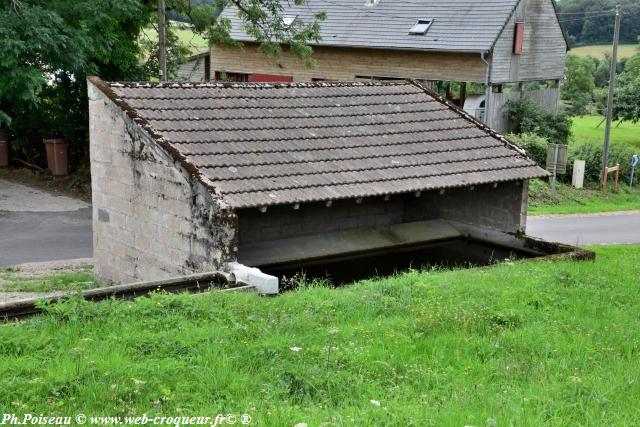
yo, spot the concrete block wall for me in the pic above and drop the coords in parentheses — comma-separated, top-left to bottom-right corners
(237, 197, 405, 246)
(404, 181, 528, 233)
(88, 82, 237, 284)
(237, 181, 528, 252)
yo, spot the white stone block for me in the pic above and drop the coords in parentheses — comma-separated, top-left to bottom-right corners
(572, 160, 585, 189)
(226, 262, 279, 295)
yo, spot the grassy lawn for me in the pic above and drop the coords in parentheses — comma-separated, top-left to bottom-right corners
(571, 115, 640, 150)
(571, 44, 638, 60)
(141, 21, 209, 55)
(529, 179, 640, 216)
(2, 246, 640, 425)
(0, 265, 98, 293)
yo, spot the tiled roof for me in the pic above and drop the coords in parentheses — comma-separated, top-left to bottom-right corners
(220, 0, 521, 53)
(97, 79, 548, 209)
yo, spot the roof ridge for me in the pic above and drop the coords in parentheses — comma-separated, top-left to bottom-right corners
(108, 80, 413, 90)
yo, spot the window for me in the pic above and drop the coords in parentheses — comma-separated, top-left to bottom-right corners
(214, 71, 251, 82)
(250, 74, 294, 83)
(513, 22, 525, 55)
(409, 19, 433, 35)
(355, 75, 406, 81)
(214, 71, 249, 82)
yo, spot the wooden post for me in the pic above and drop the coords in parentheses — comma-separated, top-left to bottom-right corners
(602, 163, 621, 193)
(459, 82, 467, 107)
(158, 0, 167, 81)
(600, 5, 621, 184)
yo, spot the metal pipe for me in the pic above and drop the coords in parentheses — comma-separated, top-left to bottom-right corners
(480, 51, 492, 127)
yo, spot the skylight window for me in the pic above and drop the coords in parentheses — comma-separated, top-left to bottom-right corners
(409, 19, 433, 35)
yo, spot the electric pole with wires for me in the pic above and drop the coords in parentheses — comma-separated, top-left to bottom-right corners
(600, 4, 621, 188)
(158, 0, 167, 81)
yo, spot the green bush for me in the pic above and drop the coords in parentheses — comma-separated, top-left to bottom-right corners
(507, 132, 549, 167)
(507, 97, 572, 145)
(567, 142, 638, 184)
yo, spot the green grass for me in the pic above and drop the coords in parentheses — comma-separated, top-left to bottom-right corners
(141, 21, 209, 55)
(529, 179, 640, 215)
(571, 44, 638, 60)
(2, 246, 640, 425)
(0, 267, 98, 292)
(571, 115, 640, 150)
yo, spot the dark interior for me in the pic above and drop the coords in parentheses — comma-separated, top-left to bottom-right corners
(258, 238, 535, 290)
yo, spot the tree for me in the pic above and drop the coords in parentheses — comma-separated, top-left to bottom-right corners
(613, 47, 640, 123)
(556, 0, 640, 45)
(561, 54, 596, 115)
(0, 0, 325, 169)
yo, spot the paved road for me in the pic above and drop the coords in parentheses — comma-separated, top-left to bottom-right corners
(0, 179, 92, 267)
(527, 210, 640, 246)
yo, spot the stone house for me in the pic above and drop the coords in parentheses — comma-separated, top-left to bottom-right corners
(87, 77, 547, 285)
(212, 0, 569, 132)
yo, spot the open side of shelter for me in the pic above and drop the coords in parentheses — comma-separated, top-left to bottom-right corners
(87, 77, 586, 292)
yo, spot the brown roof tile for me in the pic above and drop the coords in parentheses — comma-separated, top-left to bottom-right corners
(98, 79, 548, 209)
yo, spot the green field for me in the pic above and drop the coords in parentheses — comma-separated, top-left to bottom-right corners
(528, 179, 640, 215)
(2, 246, 640, 425)
(141, 21, 209, 55)
(571, 115, 640, 149)
(571, 44, 638, 60)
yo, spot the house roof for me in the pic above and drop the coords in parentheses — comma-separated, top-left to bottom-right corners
(220, 0, 521, 53)
(91, 78, 548, 210)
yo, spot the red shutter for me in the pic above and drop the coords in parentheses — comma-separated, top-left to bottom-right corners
(250, 74, 294, 83)
(513, 22, 524, 55)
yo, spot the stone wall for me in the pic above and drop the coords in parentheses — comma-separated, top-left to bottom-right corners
(88, 81, 237, 284)
(237, 181, 528, 255)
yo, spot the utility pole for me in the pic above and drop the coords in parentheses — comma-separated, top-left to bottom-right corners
(601, 4, 621, 186)
(158, 0, 167, 81)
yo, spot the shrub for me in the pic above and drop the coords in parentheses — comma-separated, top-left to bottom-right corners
(507, 132, 549, 167)
(507, 97, 572, 145)
(567, 142, 638, 184)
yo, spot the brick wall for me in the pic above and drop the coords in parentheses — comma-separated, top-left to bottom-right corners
(237, 181, 528, 256)
(88, 82, 237, 284)
(211, 44, 488, 83)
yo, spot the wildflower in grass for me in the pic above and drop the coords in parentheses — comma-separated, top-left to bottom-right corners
(370, 400, 381, 406)
(290, 347, 302, 352)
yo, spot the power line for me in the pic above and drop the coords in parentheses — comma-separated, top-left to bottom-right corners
(558, 13, 619, 23)
(556, 9, 616, 15)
